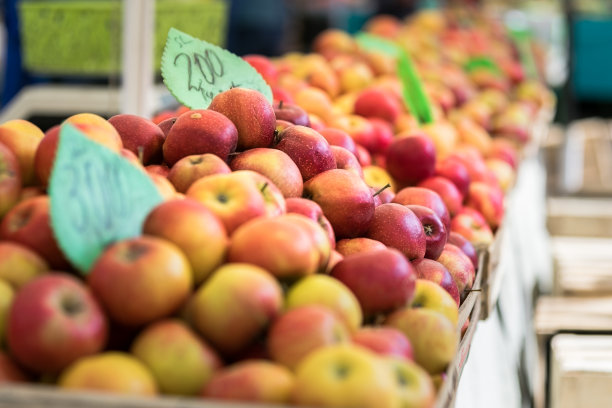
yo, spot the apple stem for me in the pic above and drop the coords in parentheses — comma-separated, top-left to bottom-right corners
(137, 146, 145, 164)
(372, 183, 391, 197)
(273, 129, 281, 145)
(260, 182, 269, 194)
(278, 100, 284, 109)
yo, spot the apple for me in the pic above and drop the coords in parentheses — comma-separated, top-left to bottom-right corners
(366, 203, 426, 260)
(64, 113, 123, 152)
(363, 14, 402, 38)
(435, 156, 471, 199)
(131, 318, 222, 395)
(386, 133, 436, 186)
(489, 137, 519, 170)
(411, 258, 460, 306)
(421, 121, 459, 160)
(148, 172, 177, 200)
(18, 185, 44, 203)
(273, 100, 310, 127)
(7, 274, 107, 374)
(230, 147, 303, 198)
(274, 125, 336, 181)
(362, 165, 395, 192)
(318, 127, 358, 156)
(437, 243, 476, 299)
(409, 279, 459, 326)
(336, 60, 375, 94)
(228, 214, 324, 279)
(327, 114, 377, 154)
(486, 158, 515, 192)
(354, 144, 372, 167)
(418, 176, 463, 216)
(353, 87, 402, 123)
(304, 169, 375, 239)
(352, 327, 414, 361)
(142, 198, 228, 285)
(312, 28, 358, 56)
(157, 116, 176, 137)
(386, 358, 436, 408)
(108, 114, 165, 165)
(191, 263, 283, 357)
(0, 195, 70, 270)
(286, 274, 363, 333)
(294, 86, 335, 123)
(466, 181, 505, 230)
(268, 305, 350, 369)
(0, 119, 44, 186)
(209, 87, 276, 151)
(326, 249, 344, 274)
(0, 279, 14, 347)
(450, 207, 494, 247)
(448, 231, 478, 270)
(331, 247, 416, 316)
(167, 153, 231, 194)
(33, 125, 60, 187)
(0, 141, 21, 218)
(282, 213, 333, 273)
(243, 54, 278, 85)
(385, 308, 458, 375)
(368, 118, 394, 154)
(59, 352, 158, 396)
(293, 344, 398, 408)
(88, 236, 192, 326)
(331, 145, 363, 178)
(335, 237, 387, 257)
(0, 351, 28, 382)
(162, 109, 238, 166)
(393, 186, 451, 232)
(202, 360, 294, 404)
(285, 197, 335, 249)
(145, 163, 169, 177)
(405, 204, 448, 260)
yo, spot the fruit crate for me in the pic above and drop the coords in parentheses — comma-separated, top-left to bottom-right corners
(18, 0, 228, 76)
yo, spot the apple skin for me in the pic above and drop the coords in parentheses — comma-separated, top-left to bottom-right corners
(354, 144, 372, 167)
(190, 263, 283, 357)
(58, 352, 158, 396)
(435, 156, 471, 199)
(142, 198, 229, 285)
(209, 88, 276, 151)
(286, 274, 363, 333)
(331, 145, 363, 179)
(354, 87, 402, 123)
(393, 186, 451, 232)
(162, 109, 238, 166)
(489, 137, 519, 170)
(230, 147, 303, 198)
(318, 127, 358, 156)
(108, 114, 165, 165)
(0, 195, 70, 270)
(0, 141, 22, 218)
(33, 125, 59, 187)
(167, 153, 231, 194)
(88, 236, 192, 327)
(450, 207, 494, 247)
(0, 279, 14, 347)
(386, 133, 436, 187)
(64, 113, 123, 152)
(366, 203, 426, 260)
(448, 231, 479, 270)
(7, 274, 108, 374)
(0, 119, 44, 186)
(202, 360, 295, 404)
(352, 327, 414, 361)
(418, 176, 463, 216)
(437, 243, 476, 299)
(411, 258, 460, 306)
(0, 351, 28, 382)
(331, 247, 417, 316)
(130, 318, 222, 396)
(157, 117, 176, 137)
(368, 118, 394, 155)
(274, 101, 310, 127)
(285, 197, 335, 249)
(268, 305, 350, 370)
(335, 237, 387, 257)
(386, 358, 436, 408)
(292, 344, 398, 408)
(405, 204, 448, 261)
(385, 308, 458, 375)
(466, 181, 505, 230)
(274, 125, 336, 182)
(243, 54, 279, 85)
(409, 279, 459, 326)
(328, 114, 378, 154)
(303, 169, 375, 240)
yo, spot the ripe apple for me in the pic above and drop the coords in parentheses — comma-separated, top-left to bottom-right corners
(142, 198, 228, 285)
(354, 144, 372, 167)
(148, 171, 177, 200)
(450, 207, 494, 247)
(59, 352, 158, 396)
(0, 351, 28, 382)
(294, 86, 335, 122)
(0, 119, 44, 186)
(386, 133, 436, 187)
(274, 125, 336, 181)
(435, 156, 471, 199)
(293, 344, 398, 408)
(285, 197, 335, 249)
(202, 360, 294, 404)
(286, 274, 363, 333)
(448, 231, 478, 270)
(273, 100, 310, 127)
(304, 169, 375, 239)
(33, 125, 60, 187)
(0, 279, 14, 347)
(421, 120, 459, 159)
(386, 358, 436, 408)
(326, 249, 344, 274)
(331, 145, 363, 178)
(64, 113, 123, 152)
(354, 87, 402, 123)
(368, 118, 394, 154)
(393, 186, 451, 232)
(385, 308, 458, 375)
(0, 195, 69, 270)
(268, 305, 350, 369)
(486, 158, 515, 192)
(162, 109, 238, 166)
(209, 87, 276, 151)
(411, 258, 460, 306)
(190, 263, 283, 357)
(7, 274, 107, 374)
(437, 243, 476, 298)
(405, 204, 448, 260)
(282, 213, 333, 273)
(318, 127, 358, 156)
(331, 247, 416, 316)
(230, 147, 303, 198)
(418, 176, 463, 216)
(335, 237, 387, 256)
(352, 327, 413, 361)
(0, 141, 21, 218)
(131, 318, 222, 396)
(366, 203, 426, 260)
(88, 236, 192, 326)
(328, 114, 377, 154)
(108, 114, 165, 165)
(243, 54, 278, 85)
(167, 153, 231, 193)
(466, 181, 505, 230)
(489, 137, 519, 170)
(409, 279, 459, 326)
(363, 165, 395, 192)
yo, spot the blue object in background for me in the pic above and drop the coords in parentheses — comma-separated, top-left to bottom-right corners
(572, 16, 612, 101)
(2, 0, 28, 108)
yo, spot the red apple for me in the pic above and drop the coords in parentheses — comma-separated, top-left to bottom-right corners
(0, 351, 28, 382)
(318, 127, 358, 156)
(285, 197, 335, 249)
(335, 237, 386, 256)
(354, 144, 372, 167)
(331, 145, 363, 178)
(167, 153, 231, 194)
(436, 243, 476, 299)
(272, 86, 295, 104)
(368, 118, 394, 154)
(243, 54, 278, 85)
(352, 327, 414, 360)
(328, 114, 377, 154)
(405, 204, 448, 260)
(7, 274, 107, 374)
(273, 101, 310, 127)
(386, 133, 436, 186)
(450, 207, 494, 247)
(366, 203, 426, 260)
(108, 114, 165, 165)
(435, 156, 471, 199)
(411, 258, 460, 306)
(466, 181, 505, 230)
(393, 187, 451, 232)
(448, 231, 478, 270)
(354, 87, 402, 123)
(418, 176, 463, 216)
(145, 164, 169, 177)
(331, 247, 416, 316)
(0, 142, 21, 218)
(0, 119, 44, 186)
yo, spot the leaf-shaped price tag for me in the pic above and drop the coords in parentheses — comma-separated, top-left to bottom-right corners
(161, 27, 273, 109)
(49, 124, 164, 273)
(355, 32, 400, 58)
(397, 50, 434, 125)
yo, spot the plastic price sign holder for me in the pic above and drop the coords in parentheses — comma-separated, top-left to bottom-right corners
(161, 27, 273, 109)
(49, 124, 164, 273)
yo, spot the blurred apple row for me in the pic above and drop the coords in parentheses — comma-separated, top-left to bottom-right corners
(0, 8, 554, 408)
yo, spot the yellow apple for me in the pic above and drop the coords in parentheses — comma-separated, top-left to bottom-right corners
(386, 358, 436, 408)
(363, 165, 396, 192)
(0, 241, 48, 290)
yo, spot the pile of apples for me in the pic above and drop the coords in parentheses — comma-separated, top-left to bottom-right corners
(0, 8, 554, 408)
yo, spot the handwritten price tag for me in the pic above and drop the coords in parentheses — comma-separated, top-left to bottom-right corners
(49, 124, 163, 273)
(161, 27, 273, 109)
